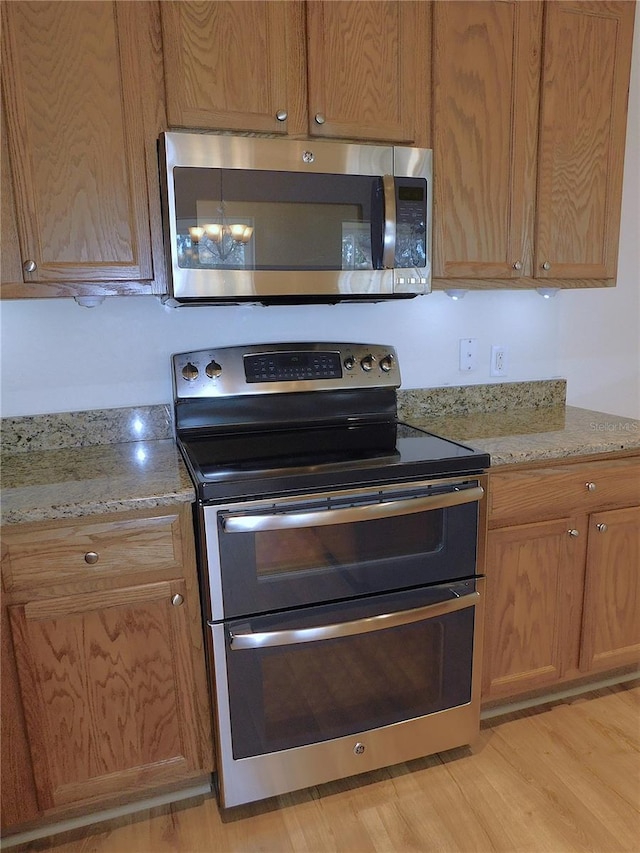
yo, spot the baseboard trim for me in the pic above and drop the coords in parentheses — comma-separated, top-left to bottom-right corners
(0, 781, 213, 850)
(480, 670, 640, 721)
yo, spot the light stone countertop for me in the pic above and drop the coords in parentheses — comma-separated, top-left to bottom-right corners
(401, 405, 640, 467)
(2, 385, 639, 525)
(1, 439, 195, 525)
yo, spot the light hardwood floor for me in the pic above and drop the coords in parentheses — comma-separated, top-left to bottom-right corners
(17, 681, 640, 853)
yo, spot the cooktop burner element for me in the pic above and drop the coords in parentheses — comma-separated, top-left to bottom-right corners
(173, 342, 490, 501)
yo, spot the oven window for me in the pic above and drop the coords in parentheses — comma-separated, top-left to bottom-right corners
(216, 493, 480, 618)
(255, 512, 443, 577)
(225, 598, 474, 760)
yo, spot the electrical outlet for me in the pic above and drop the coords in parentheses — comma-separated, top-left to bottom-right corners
(491, 345, 508, 377)
(459, 338, 478, 372)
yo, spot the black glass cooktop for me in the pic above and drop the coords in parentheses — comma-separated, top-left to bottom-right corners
(178, 420, 490, 502)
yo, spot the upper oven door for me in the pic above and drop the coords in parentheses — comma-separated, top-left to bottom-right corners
(159, 133, 431, 302)
(203, 476, 485, 621)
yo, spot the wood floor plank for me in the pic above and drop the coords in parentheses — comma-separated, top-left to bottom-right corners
(10, 681, 639, 853)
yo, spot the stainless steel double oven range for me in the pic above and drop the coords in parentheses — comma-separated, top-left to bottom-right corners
(172, 342, 490, 808)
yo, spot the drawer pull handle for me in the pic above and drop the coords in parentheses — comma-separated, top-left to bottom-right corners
(171, 594, 184, 607)
(568, 529, 580, 538)
(596, 523, 608, 533)
(84, 551, 99, 565)
(586, 482, 597, 492)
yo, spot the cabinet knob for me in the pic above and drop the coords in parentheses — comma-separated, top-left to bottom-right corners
(541, 261, 552, 271)
(596, 523, 608, 533)
(314, 113, 326, 125)
(171, 593, 184, 607)
(568, 529, 580, 538)
(586, 482, 597, 492)
(84, 551, 99, 565)
(513, 260, 523, 271)
(275, 109, 287, 122)
(23, 259, 37, 273)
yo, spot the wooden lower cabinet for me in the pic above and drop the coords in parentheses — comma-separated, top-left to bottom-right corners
(581, 506, 640, 673)
(482, 516, 585, 699)
(483, 455, 640, 703)
(9, 580, 201, 811)
(1, 505, 213, 835)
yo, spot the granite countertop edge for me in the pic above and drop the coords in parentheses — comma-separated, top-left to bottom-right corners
(1, 438, 196, 526)
(2, 398, 639, 526)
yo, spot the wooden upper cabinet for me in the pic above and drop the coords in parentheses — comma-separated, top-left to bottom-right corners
(432, 0, 635, 287)
(161, 1, 430, 146)
(306, 1, 431, 145)
(535, 1, 635, 281)
(432, 1, 543, 279)
(1, 1, 164, 295)
(161, 0, 307, 135)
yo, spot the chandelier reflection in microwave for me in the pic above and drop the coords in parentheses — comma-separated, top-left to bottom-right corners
(187, 219, 254, 267)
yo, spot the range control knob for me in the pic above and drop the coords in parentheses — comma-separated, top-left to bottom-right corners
(182, 362, 199, 381)
(360, 354, 376, 372)
(380, 354, 394, 372)
(343, 356, 355, 371)
(205, 360, 222, 379)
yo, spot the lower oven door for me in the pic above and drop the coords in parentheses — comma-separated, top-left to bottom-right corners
(209, 577, 484, 808)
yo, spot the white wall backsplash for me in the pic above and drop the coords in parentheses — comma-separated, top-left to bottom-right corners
(0, 291, 563, 417)
(1, 18, 638, 421)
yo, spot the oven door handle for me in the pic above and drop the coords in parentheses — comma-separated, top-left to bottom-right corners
(221, 485, 484, 533)
(228, 589, 480, 650)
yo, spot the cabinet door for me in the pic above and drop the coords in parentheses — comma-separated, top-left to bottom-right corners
(432, 0, 543, 279)
(1, 607, 39, 831)
(535, 1, 635, 281)
(9, 581, 203, 811)
(306, 1, 431, 145)
(0, 99, 23, 286)
(161, 1, 306, 135)
(483, 517, 585, 700)
(581, 506, 640, 673)
(1, 1, 160, 293)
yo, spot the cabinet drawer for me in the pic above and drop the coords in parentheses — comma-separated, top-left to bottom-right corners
(1, 511, 186, 592)
(489, 457, 640, 526)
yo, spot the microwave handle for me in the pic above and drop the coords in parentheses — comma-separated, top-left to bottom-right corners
(228, 589, 480, 650)
(381, 174, 397, 269)
(221, 485, 484, 533)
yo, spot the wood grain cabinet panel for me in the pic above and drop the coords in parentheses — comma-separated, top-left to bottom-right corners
(8, 581, 202, 810)
(484, 455, 640, 703)
(2, 512, 186, 592)
(483, 517, 585, 699)
(1, 609, 39, 831)
(489, 457, 640, 527)
(0, 0, 165, 297)
(432, 0, 542, 280)
(535, 1, 635, 281)
(432, 0, 635, 288)
(161, 0, 307, 135)
(161, 0, 430, 146)
(306, 1, 430, 145)
(1, 505, 213, 832)
(580, 505, 640, 673)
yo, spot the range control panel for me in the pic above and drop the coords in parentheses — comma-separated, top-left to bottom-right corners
(173, 342, 400, 399)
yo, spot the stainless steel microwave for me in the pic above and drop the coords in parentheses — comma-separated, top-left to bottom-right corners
(158, 132, 432, 305)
